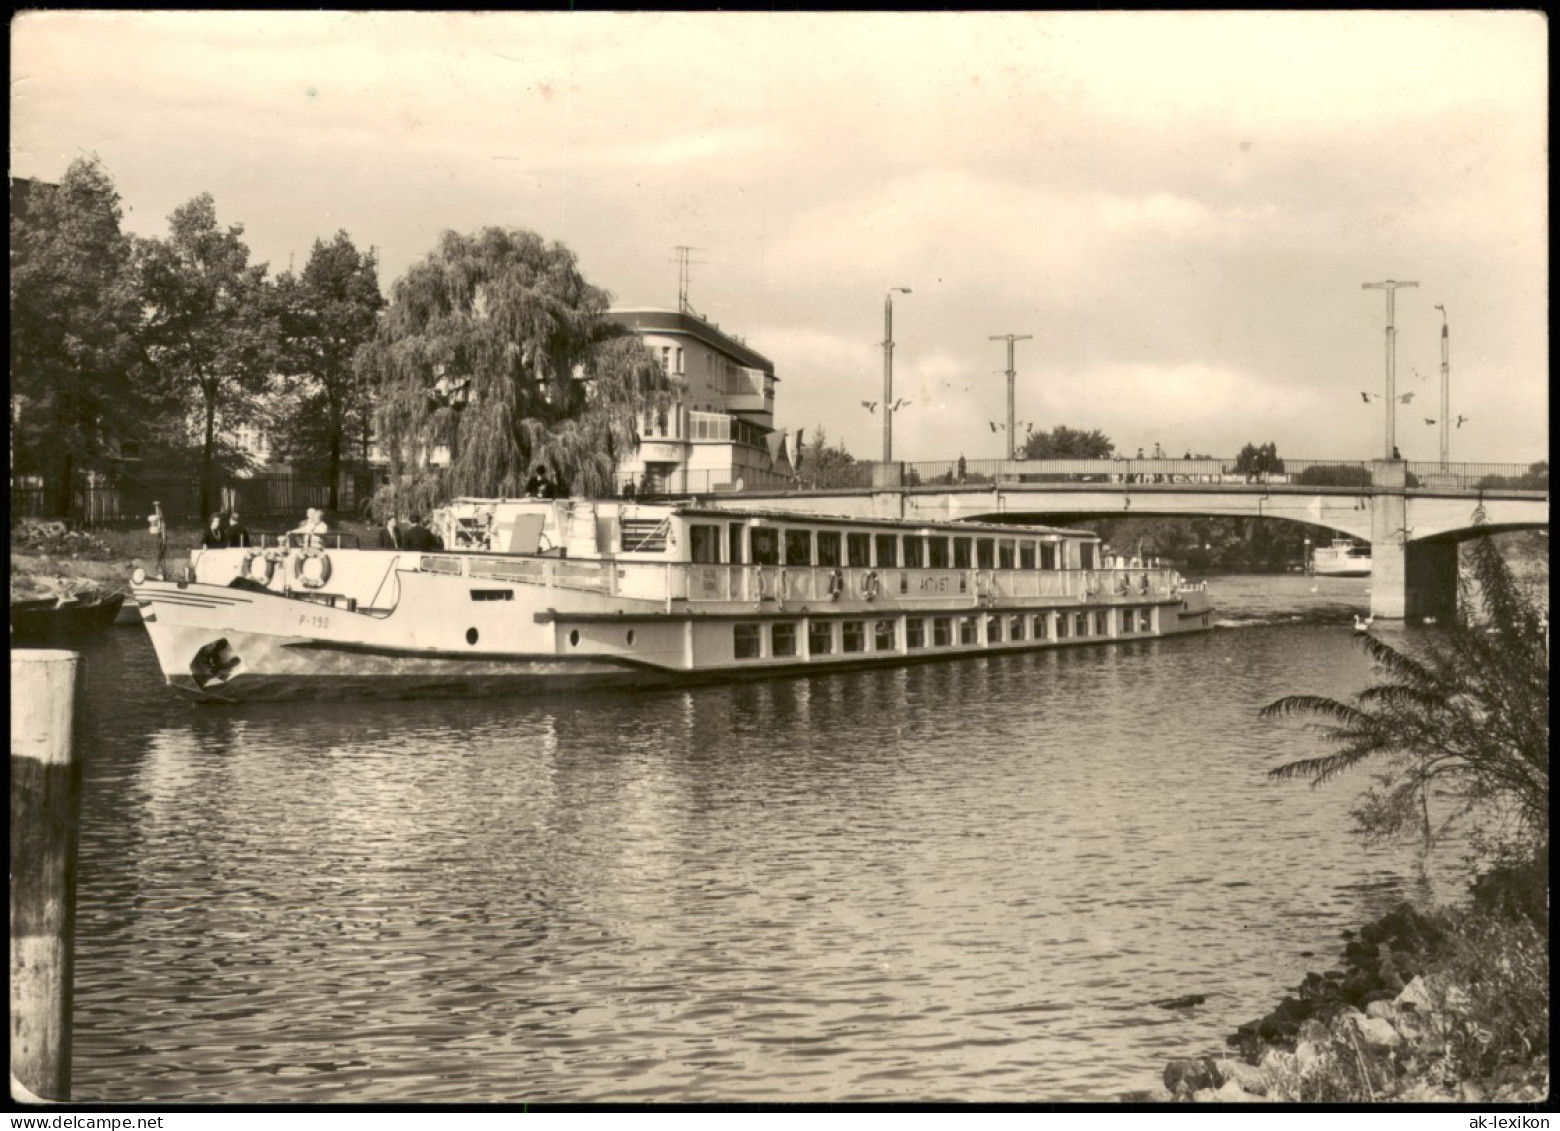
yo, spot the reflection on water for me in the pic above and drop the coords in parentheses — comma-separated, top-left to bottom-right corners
(68, 573, 1457, 1102)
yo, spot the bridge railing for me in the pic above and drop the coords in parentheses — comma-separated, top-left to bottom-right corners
(1404, 462, 1548, 492)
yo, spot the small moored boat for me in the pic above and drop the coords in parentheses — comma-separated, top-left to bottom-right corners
(10, 591, 127, 645)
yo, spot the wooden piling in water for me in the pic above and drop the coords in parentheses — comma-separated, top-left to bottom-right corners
(10, 649, 83, 1103)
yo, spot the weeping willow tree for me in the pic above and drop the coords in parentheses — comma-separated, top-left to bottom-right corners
(359, 227, 671, 517)
(1262, 519, 1548, 866)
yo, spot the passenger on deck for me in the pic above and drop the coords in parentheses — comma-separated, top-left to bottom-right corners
(525, 466, 551, 498)
(403, 514, 443, 552)
(292, 507, 328, 550)
(201, 513, 228, 549)
(224, 510, 251, 548)
(378, 513, 402, 549)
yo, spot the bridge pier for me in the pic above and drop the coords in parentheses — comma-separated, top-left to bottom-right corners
(872, 462, 906, 519)
(1368, 460, 1459, 621)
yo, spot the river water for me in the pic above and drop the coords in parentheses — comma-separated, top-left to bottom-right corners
(63, 572, 1464, 1104)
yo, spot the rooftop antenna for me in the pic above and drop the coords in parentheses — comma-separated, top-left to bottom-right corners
(672, 246, 705, 316)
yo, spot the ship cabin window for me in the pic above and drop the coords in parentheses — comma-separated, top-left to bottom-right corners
(1080, 543, 1097, 570)
(1040, 543, 1058, 570)
(1074, 612, 1090, 637)
(690, 524, 722, 564)
(874, 620, 895, 651)
(976, 538, 995, 569)
(784, 529, 812, 566)
(986, 614, 1003, 642)
(906, 619, 926, 649)
(1055, 614, 1070, 639)
(932, 617, 952, 646)
(750, 526, 780, 566)
(808, 620, 834, 655)
(772, 622, 799, 657)
(927, 537, 949, 569)
(1009, 615, 1026, 641)
(1095, 610, 1110, 636)
(728, 524, 746, 564)
(816, 531, 842, 567)
(1033, 613, 1049, 639)
(1140, 609, 1154, 633)
(1019, 542, 1037, 570)
(953, 538, 972, 569)
(734, 623, 762, 660)
(842, 621, 866, 653)
(903, 536, 925, 569)
(959, 616, 979, 645)
(874, 534, 898, 568)
(999, 540, 1017, 569)
(847, 533, 871, 568)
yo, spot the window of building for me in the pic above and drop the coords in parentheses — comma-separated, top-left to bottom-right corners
(734, 623, 762, 659)
(998, 540, 1016, 569)
(976, 539, 995, 569)
(675, 347, 685, 375)
(874, 619, 896, 651)
(1019, 542, 1036, 570)
(906, 619, 926, 649)
(847, 533, 871, 567)
(808, 620, 834, 655)
(1095, 610, 1110, 636)
(750, 526, 779, 566)
(661, 346, 672, 371)
(903, 536, 924, 568)
(932, 617, 952, 646)
(1074, 612, 1090, 637)
(928, 537, 950, 568)
(1041, 543, 1058, 570)
(953, 537, 972, 568)
(874, 534, 898, 568)
(784, 529, 812, 566)
(690, 524, 721, 564)
(1033, 613, 1049, 639)
(986, 615, 1003, 643)
(1009, 615, 1026, 641)
(816, 531, 841, 567)
(842, 621, 866, 653)
(772, 622, 798, 657)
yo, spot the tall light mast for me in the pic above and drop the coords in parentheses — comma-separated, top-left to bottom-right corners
(989, 334, 1033, 460)
(1434, 304, 1449, 468)
(1362, 279, 1418, 458)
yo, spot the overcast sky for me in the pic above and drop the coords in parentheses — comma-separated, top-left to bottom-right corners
(11, 11, 1547, 465)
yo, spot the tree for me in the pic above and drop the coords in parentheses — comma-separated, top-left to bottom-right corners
(359, 227, 671, 511)
(1022, 425, 1115, 460)
(273, 232, 385, 510)
(139, 194, 277, 518)
(1233, 441, 1284, 480)
(1262, 521, 1548, 862)
(796, 427, 866, 489)
(10, 157, 151, 518)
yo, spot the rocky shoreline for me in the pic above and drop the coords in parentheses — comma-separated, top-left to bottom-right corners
(1125, 902, 1549, 1104)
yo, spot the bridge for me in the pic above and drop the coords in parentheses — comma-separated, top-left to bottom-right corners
(699, 457, 1548, 622)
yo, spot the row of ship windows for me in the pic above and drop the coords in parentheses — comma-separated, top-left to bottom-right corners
(733, 608, 1155, 659)
(690, 525, 1088, 570)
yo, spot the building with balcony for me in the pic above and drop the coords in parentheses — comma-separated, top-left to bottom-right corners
(609, 308, 794, 495)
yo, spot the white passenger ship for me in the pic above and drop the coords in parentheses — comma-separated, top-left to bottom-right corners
(1311, 537, 1373, 578)
(130, 497, 1214, 702)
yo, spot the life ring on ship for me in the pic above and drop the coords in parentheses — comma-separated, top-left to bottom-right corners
(242, 551, 275, 585)
(293, 548, 333, 589)
(862, 570, 881, 601)
(827, 569, 845, 600)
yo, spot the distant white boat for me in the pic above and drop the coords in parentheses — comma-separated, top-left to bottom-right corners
(1313, 538, 1372, 578)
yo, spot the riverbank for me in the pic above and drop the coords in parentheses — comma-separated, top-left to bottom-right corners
(1133, 857, 1549, 1103)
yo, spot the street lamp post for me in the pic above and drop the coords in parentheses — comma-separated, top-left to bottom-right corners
(1362, 279, 1418, 459)
(989, 333, 1034, 461)
(883, 287, 912, 463)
